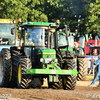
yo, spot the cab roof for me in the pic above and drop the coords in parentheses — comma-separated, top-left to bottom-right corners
(0, 19, 13, 24)
(21, 22, 58, 28)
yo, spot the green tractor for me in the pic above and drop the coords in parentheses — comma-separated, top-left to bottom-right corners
(10, 20, 77, 90)
(51, 26, 77, 89)
(56, 28, 88, 81)
(74, 33, 88, 81)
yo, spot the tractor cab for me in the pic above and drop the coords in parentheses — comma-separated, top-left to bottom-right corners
(57, 31, 74, 48)
(15, 22, 60, 69)
(56, 27, 75, 60)
(0, 19, 16, 45)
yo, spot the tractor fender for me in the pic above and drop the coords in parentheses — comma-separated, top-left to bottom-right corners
(0, 46, 12, 55)
(10, 46, 25, 57)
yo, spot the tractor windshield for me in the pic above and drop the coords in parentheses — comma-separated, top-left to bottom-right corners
(0, 23, 15, 45)
(58, 32, 67, 46)
(24, 28, 45, 46)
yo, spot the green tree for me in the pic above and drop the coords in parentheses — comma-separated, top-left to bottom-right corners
(0, 0, 29, 23)
(0, 0, 96, 35)
(86, 0, 100, 34)
(44, 0, 95, 33)
(58, 0, 95, 33)
(27, 0, 48, 22)
(0, 0, 48, 23)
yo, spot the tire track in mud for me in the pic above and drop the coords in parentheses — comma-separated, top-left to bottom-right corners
(0, 80, 100, 100)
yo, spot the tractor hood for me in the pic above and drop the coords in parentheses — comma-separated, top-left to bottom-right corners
(36, 48, 56, 59)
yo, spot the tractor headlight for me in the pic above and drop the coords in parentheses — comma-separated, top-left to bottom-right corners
(55, 59, 58, 63)
(40, 58, 44, 62)
(13, 19, 16, 23)
(17, 27, 22, 30)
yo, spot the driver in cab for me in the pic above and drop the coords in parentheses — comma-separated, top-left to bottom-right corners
(32, 30, 42, 46)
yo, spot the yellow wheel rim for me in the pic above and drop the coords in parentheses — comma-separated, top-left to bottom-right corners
(18, 64, 21, 83)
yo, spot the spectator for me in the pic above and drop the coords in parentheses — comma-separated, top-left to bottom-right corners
(89, 56, 96, 76)
(90, 54, 100, 86)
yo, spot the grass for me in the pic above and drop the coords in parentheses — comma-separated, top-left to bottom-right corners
(87, 75, 98, 79)
(87, 76, 94, 79)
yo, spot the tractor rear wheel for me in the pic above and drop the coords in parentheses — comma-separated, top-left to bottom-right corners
(77, 58, 88, 81)
(67, 51, 74, 57)
(0, 49, 11, 87)
(62, 59, 77, 90)
(11, 50, 32, 88)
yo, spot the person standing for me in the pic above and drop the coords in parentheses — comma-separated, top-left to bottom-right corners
(89, 56, 96, 76)
(90, 54, 100, 86)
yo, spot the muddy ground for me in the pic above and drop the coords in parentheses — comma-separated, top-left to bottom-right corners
(0, 79, 100, 100)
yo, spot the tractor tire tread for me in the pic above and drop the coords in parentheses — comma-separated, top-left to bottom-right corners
(0, 49, 11, 87)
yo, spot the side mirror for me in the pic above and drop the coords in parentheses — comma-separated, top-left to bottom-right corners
(11, 28, 15, 35)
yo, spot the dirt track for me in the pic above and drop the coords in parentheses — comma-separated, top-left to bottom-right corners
(0, 79, 100, 100)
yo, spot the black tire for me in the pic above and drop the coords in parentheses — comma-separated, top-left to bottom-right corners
(67, 51, 74, 57)
(62, 59, 77, 90)
(0, 49, 11, 87)
(77, 58, 88, 81)
(11, 50, 32, 88)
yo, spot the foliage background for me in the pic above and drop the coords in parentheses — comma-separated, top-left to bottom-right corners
(0, 0, 99, 36)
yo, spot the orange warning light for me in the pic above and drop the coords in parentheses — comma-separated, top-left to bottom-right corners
(56, 19, 60, 24)
(75, 29, 78, 32)
(18, 18, 22, 22)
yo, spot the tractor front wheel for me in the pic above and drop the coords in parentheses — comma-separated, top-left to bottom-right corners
(62, 59, 77, 90)
(11, 50, 32, 88)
